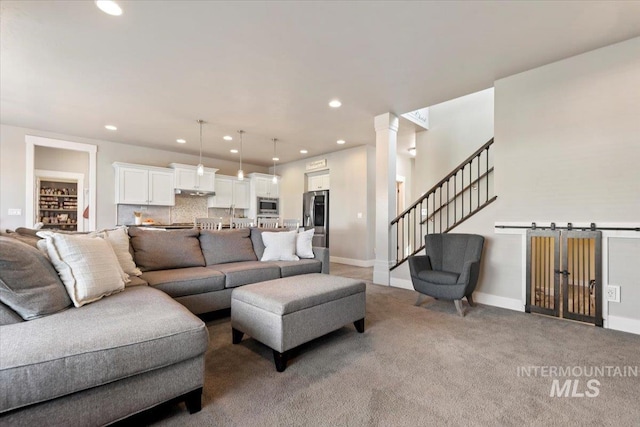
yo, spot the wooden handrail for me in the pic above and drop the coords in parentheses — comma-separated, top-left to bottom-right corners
(392, 137, 493, 224)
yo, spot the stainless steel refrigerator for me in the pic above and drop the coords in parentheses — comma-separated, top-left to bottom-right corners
(302, 190, 329, 248)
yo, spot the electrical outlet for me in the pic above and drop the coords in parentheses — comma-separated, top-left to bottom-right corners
(606, 285, 620, 303)
(139, 206, 148, 211)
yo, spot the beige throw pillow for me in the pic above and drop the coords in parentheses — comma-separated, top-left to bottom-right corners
(37, 231, 127, 307)
(92, 226, 142, 277)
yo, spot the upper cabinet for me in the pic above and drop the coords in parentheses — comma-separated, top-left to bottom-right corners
(113, 163, 175, 206)
(308, 173, 330, 191)
(207, 175, 250, 209)
(253, 175, 279, 198)
(169, 163, 217, 192)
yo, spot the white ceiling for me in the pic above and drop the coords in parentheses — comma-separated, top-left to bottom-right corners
(2, 1, 640, 166)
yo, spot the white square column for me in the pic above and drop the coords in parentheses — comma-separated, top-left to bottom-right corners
(373, 113, 399, 285)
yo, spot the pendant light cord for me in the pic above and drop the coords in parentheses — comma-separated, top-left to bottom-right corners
(239, 131, 243, 171)
(198, 120, 203, 164)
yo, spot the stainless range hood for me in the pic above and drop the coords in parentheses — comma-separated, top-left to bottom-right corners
(174, 189, 216, 197)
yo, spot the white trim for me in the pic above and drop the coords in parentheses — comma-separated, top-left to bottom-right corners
(25, 136, 97, 231)
(473, 292, 524, 312)
(606, 315, 640, 335)
(390, 277, 413, 290)
(330, 256, 375, 268)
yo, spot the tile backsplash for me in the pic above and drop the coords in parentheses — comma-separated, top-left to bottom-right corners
(117, 204, 171, 226)
(116, 195, 246, 225)
(170, 194, 208, 223)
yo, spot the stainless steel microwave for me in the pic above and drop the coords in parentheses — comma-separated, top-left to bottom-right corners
(257, 197, 279, 215)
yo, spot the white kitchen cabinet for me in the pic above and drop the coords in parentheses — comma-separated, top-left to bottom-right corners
(208, 177, 233, 208)
(169, 163, 217, 192)
(114, 163, 175, 206)
(207, 175, 250, 209)
(308, 173, 330, 191)
(233, 180, 250, 209)
(254, 176, 279, 198)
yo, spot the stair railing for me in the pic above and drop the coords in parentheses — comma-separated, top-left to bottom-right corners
(391, 138, 496, 270)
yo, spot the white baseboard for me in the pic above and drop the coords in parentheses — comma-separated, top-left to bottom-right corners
(606, 315, 640, 335)
(473, 292, 524, 312)
(390, 278, 413, 290)
(330, 257, 375, 268)
(387, 282, 524, 311)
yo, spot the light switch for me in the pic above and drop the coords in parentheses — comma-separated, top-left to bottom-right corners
(357, 212, 363, 219)
(8, 209, 22, 216)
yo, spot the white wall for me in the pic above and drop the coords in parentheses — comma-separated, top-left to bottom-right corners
(0, 124, 267, 230)
(396, 132, 414, 214)
(495, 39, 640, 224)
(275, 145, 375, 264)
(413, 88, 494, 200)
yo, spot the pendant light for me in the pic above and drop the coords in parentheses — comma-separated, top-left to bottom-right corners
(196, 119, 205, 176)
(237, 130, 245, 181)
(271, 138, 278, 184)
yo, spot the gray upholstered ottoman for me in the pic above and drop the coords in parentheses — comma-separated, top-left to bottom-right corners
(231, 273, 366, 372)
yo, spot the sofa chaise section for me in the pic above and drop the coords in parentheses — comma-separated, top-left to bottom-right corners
(0, 286, 209, 425)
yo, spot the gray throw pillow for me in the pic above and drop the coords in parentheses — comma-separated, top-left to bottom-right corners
(199, 228, 257, 265)
(249, 227, 290, 260)
(128, 227, 205, 272)
(0, 236, 72, 320)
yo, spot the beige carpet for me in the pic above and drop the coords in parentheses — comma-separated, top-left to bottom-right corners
(127, 283, 640, 426)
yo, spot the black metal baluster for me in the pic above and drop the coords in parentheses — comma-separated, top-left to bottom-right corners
(454, 173, 457, 225)
(486, 147, 489, 203)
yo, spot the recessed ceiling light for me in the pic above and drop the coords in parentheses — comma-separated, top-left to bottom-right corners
(230, 149, 238, 154)
(272, 157, 280, 161)
(223, 135, 233, 141)
(329, 99, 342, 108)
(300, 149, 308, 154)
(337, 139, 346, 145)
(95, 0, 122, 16)
(105, 124, 117, 131)
(176, 138, 186, 144)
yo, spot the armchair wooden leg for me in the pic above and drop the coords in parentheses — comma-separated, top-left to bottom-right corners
(466, 294, 476, 307)
(454, 299, 465, 317)
(415, 294, 428, 307)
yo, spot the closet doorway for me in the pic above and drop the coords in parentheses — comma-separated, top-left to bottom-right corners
(25, 135, 97, 231)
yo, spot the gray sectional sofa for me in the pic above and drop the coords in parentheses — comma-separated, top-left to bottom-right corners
(0, 226, 329, 426)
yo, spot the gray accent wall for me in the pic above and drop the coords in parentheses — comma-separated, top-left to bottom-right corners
(608, 238, 640, 320)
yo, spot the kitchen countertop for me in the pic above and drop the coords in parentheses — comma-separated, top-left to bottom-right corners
(123, 224, 231, 229)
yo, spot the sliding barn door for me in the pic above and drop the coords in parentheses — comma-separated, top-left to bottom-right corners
(562, 231, 602, 326)
(526, 230, 560, 317)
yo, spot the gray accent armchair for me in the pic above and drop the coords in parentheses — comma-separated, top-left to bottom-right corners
(408, 233, 485, 316)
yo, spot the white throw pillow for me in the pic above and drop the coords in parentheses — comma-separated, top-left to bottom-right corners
(261, 230, 299, 261)
(37, 231, 127, 307)
(296, 228, 315, 259)
(92, 226, 142, 277)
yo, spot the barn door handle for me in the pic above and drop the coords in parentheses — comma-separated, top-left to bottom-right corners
(554, 270, 571, 276)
